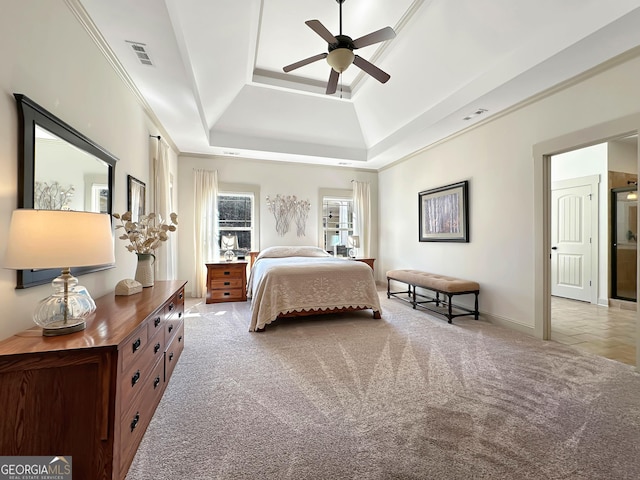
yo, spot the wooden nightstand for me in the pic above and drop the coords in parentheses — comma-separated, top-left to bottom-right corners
(206, 261, 248, 303)
(351, 258, 375, 271)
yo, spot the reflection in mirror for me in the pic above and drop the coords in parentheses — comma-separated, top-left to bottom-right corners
(15, 94, 117, 288)
(35, 126, 109, 212)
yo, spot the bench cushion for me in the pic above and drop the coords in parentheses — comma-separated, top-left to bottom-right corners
(387, 269, 479, 294)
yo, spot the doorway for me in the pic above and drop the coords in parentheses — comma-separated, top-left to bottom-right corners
(542, 132, 638, 367)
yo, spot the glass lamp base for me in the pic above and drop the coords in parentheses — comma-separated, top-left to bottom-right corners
(43, 319, 86, 336)
(348, 248, 357, 258)
(224, 249, 236, 262)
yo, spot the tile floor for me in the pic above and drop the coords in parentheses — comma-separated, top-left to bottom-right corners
(551, 296, 637, 366)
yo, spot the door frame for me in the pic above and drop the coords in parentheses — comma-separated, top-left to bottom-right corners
(550, 175, 600, 305)
(533, 114, 640, 370)
(611, 185, 638, 301)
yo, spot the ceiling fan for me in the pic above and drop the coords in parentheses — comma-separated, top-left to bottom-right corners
(283, 0, 396, 95)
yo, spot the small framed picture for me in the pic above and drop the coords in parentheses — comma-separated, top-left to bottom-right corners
(127, 175, 146, 222)
(419, 180, 469, 242)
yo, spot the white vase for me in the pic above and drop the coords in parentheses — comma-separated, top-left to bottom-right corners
(135, 253, 155, 287)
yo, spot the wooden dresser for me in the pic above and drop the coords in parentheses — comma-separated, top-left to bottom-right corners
(0, 280, 187, 480)
(206, 261, 247, 303)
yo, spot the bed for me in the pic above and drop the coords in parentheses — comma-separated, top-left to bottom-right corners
(247, 246, 382, 331)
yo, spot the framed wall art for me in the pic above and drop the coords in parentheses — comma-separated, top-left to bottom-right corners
(418, 180, 469, 242)
(127, 175, 146, 222)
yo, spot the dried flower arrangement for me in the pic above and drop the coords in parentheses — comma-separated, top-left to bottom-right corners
(113, 211, 178, 254)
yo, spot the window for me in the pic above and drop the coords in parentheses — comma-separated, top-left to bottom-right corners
(218, 192, 254, 255)
(322, 196, 353, 256)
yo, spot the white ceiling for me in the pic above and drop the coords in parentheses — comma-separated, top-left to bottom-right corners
(76, 0, 640, 170)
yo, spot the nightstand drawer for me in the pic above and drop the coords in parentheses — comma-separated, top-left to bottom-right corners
(209, 288, 245, 301)
(209, 264, 245, 278)
(210, 277, 244, 289)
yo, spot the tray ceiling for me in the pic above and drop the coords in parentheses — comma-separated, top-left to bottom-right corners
(77, 0, 640, 169)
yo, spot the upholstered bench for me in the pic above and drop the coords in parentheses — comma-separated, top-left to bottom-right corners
(386, 269, 479, 323)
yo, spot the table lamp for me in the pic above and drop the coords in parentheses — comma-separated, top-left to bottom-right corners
(3, 209, 115, 336)
(348, 235, 360, 258)
(221, 234, 238, 261)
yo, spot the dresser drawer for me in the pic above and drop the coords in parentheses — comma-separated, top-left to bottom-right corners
(148, 310, 165, 341)
(165, 314, 183, 344)
(165, 322, 185, 381)
(121, 322, 150, 373)
(119, 358, 165, 473)
(119, 329, 165, 409)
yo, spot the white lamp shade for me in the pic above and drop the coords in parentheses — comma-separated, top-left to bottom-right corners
(3, 210, 115, 269)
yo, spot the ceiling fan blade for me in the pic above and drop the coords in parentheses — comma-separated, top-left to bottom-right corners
(352, 26, 396, 49)
(326, 69, 339, 94)
(353, 55, 390, 83)
(283, 53, 327, 73)
(305, 20, 338, 44)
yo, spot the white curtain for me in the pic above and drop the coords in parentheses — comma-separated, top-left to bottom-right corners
(352, 181, 371, 257)
(152, 139, 176, 280)
(193, 169, 219, 298)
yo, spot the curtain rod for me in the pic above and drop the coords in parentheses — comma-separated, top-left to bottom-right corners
(149, 135, 161, 140)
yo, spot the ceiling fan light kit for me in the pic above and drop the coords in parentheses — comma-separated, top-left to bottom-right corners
(282, 0, 396, 95)
(326, 48, 354, 72)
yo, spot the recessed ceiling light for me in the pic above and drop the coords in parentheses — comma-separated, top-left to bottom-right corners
(463, 108, 488, 121)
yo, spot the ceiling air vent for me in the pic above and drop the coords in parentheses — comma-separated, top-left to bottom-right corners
(126, 41, 154, 66)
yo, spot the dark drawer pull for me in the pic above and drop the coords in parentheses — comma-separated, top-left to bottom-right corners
(168, 325, 174, 333)
(153, 376, 161, 389)
(223, 271, 231, 275)
(132, 338, 141, 353)
(154, 342, 161, 354)
(224, 281, 231, 286)
(130, 412, 140, 432)
(179, 292, 184, 300)
(168, 303, 175, 311)
(131, 370, 140, 387)
(224, 292, 230, 296)
(178, 312, 182, 319)
(178, 335, 183, 343)
(169, 352, 174, 362)
(154, 317, 161, 328)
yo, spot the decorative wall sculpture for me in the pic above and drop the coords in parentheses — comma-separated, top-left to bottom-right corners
(266, 194, 310, 237)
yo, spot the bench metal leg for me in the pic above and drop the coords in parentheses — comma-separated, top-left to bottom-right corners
(446, 293, 453, 324)
(474, 292, 479, 320)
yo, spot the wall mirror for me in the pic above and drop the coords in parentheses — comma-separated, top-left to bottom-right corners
(15, 93, 117, 288)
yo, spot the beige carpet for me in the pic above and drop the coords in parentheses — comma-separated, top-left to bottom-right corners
(126, 291, 640, 479)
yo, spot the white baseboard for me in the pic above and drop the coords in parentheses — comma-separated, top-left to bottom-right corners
(481, 311, 537, 337)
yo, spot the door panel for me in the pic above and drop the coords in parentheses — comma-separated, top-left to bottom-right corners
(551, 185, 592, 302)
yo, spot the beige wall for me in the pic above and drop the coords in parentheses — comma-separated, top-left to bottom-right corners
(379, 51, 640, 335)
(0, 1, 176, 339)
(176, 155, 378, 296)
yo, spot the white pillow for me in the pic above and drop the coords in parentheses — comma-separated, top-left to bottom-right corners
(256, 246, 331, 260)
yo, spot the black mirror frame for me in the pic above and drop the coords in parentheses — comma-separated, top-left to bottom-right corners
(14, 93, 117, 288)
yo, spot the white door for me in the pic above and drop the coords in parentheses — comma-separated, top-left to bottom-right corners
(551, 184, 592, 302)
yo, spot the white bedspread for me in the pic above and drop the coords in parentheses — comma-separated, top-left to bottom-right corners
(247, 254, 381, 331)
